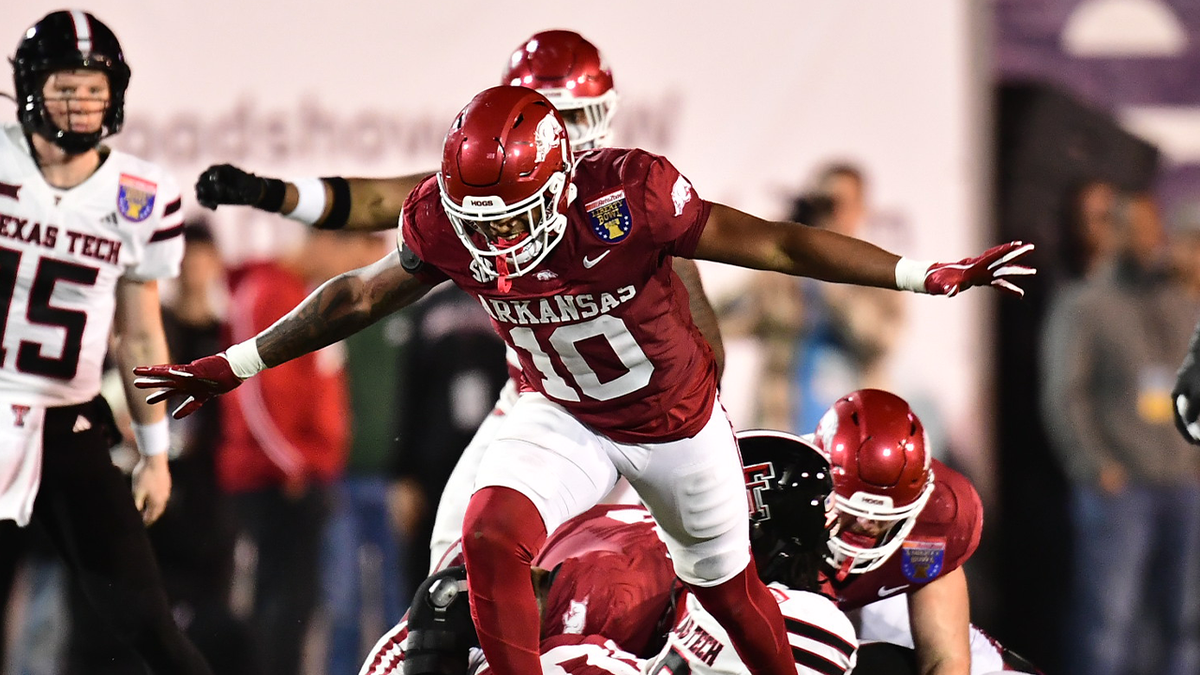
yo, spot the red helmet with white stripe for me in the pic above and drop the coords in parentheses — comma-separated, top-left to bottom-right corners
(501, 30, 617, 152)
(439, 86, 575, 289)
(813, 389, 935, 579)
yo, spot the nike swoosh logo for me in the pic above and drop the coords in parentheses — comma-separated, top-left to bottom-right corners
(877, 584, 910, 598)
(583, 250, 611, 268)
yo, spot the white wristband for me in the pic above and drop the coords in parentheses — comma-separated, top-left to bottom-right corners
(132, 418, 170, 457)
(224, 339, 266, 379)
(284, 177, 328, 226)
(895, 257, 934, 293)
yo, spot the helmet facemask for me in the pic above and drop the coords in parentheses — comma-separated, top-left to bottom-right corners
(439, 168, 573, 289)
(540, 89, 617, 153)
(825, 472, 935, 579)
(26, 68, 118, 154)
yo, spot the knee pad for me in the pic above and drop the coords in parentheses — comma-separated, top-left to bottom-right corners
(665, 525, 750, 586)
(675, 548, 751, 586)
(403, 566, 477, 675)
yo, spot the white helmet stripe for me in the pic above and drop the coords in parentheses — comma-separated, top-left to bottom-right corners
(69, 10, 92, 55)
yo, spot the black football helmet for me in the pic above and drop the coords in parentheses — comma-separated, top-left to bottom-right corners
(403, 566, 478, 675)
(11, 10, 131, 154)
(739, 429, 834, 592)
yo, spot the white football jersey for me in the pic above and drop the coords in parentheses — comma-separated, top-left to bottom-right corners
(0, 123, 183, 406)
(645, 584, 857, 675)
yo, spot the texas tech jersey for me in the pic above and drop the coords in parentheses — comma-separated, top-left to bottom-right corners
(401, 148, 717, 443)
(0, 124, 183, 406)
(823, 460, 983, 611)
(645, 586, 856, 675)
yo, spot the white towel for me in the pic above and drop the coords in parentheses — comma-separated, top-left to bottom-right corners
(0, 399, 46, 526)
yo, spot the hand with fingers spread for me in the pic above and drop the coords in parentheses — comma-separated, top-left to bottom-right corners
(133, 354, 244, 419)
(920, 241, 1036, 297)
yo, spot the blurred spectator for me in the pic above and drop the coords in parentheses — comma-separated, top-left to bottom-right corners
(219, 231, 358, 675)
(1060, 179, 1117, 281)
(320, 234, 411, 675)
(389, 285, 508, 577)
(1167, 201, 1200, 299)
(1040, 191, 1200, 675)
(720, 162, 903, 432)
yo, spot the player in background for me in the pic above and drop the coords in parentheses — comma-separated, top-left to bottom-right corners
(812, 389, 1041, 675)
(190, 30, 722, 568)
(0, 10, 213, 675)
(134, 85, 1035, 675)
(364, 429, 857, 675)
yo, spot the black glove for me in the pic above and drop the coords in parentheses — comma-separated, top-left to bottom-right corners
(194, 164, 270, 210)
(1174, 343, 1200, 444)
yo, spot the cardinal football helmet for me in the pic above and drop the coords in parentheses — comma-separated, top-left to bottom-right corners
(501, 30, 617, 153)
(439, 86, 575, 288)
(739, 429, 835, 592)
(813, 389, 935, 579)
(12, 10, 131, 154)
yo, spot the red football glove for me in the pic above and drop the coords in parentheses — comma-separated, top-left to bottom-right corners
(133, 354, 244, 419)
(923, 241, 1036, 297)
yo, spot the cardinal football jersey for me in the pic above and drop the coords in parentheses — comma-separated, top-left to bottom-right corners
(0, 124, 183, 406)
(534, 504, 676, 657)
(824, 460, 983, 611)
(401, 148, 717, 444)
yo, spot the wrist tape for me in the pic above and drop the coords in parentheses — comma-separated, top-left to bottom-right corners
(895, 257, 933, 293)
(132, 418, 170, 457)
(224, 339, 266, 379)
(285, 177, 328, 226)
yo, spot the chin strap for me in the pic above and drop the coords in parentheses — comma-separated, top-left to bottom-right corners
(495, 257, 512, 293)
(835, 554, 854, 581)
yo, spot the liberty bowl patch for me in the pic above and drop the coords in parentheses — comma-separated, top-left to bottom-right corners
(900, 538, 945, 582)
(117, 174, 157, 222)
(585, 189, 632, 243)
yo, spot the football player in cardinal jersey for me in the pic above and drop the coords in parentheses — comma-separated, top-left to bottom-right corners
(361, 429, 857, 675)
(190, 29, 722, 569)
(360, 502, 679, 675)
(0, 10, 214, 675)
(135, 85, 1035, 675)
(812, 389, 1040, 675)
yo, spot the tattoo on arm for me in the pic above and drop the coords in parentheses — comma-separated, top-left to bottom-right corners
(256, 252, 432, 367)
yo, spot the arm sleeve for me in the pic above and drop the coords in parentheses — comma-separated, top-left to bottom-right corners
(127, 173, 184, 281)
